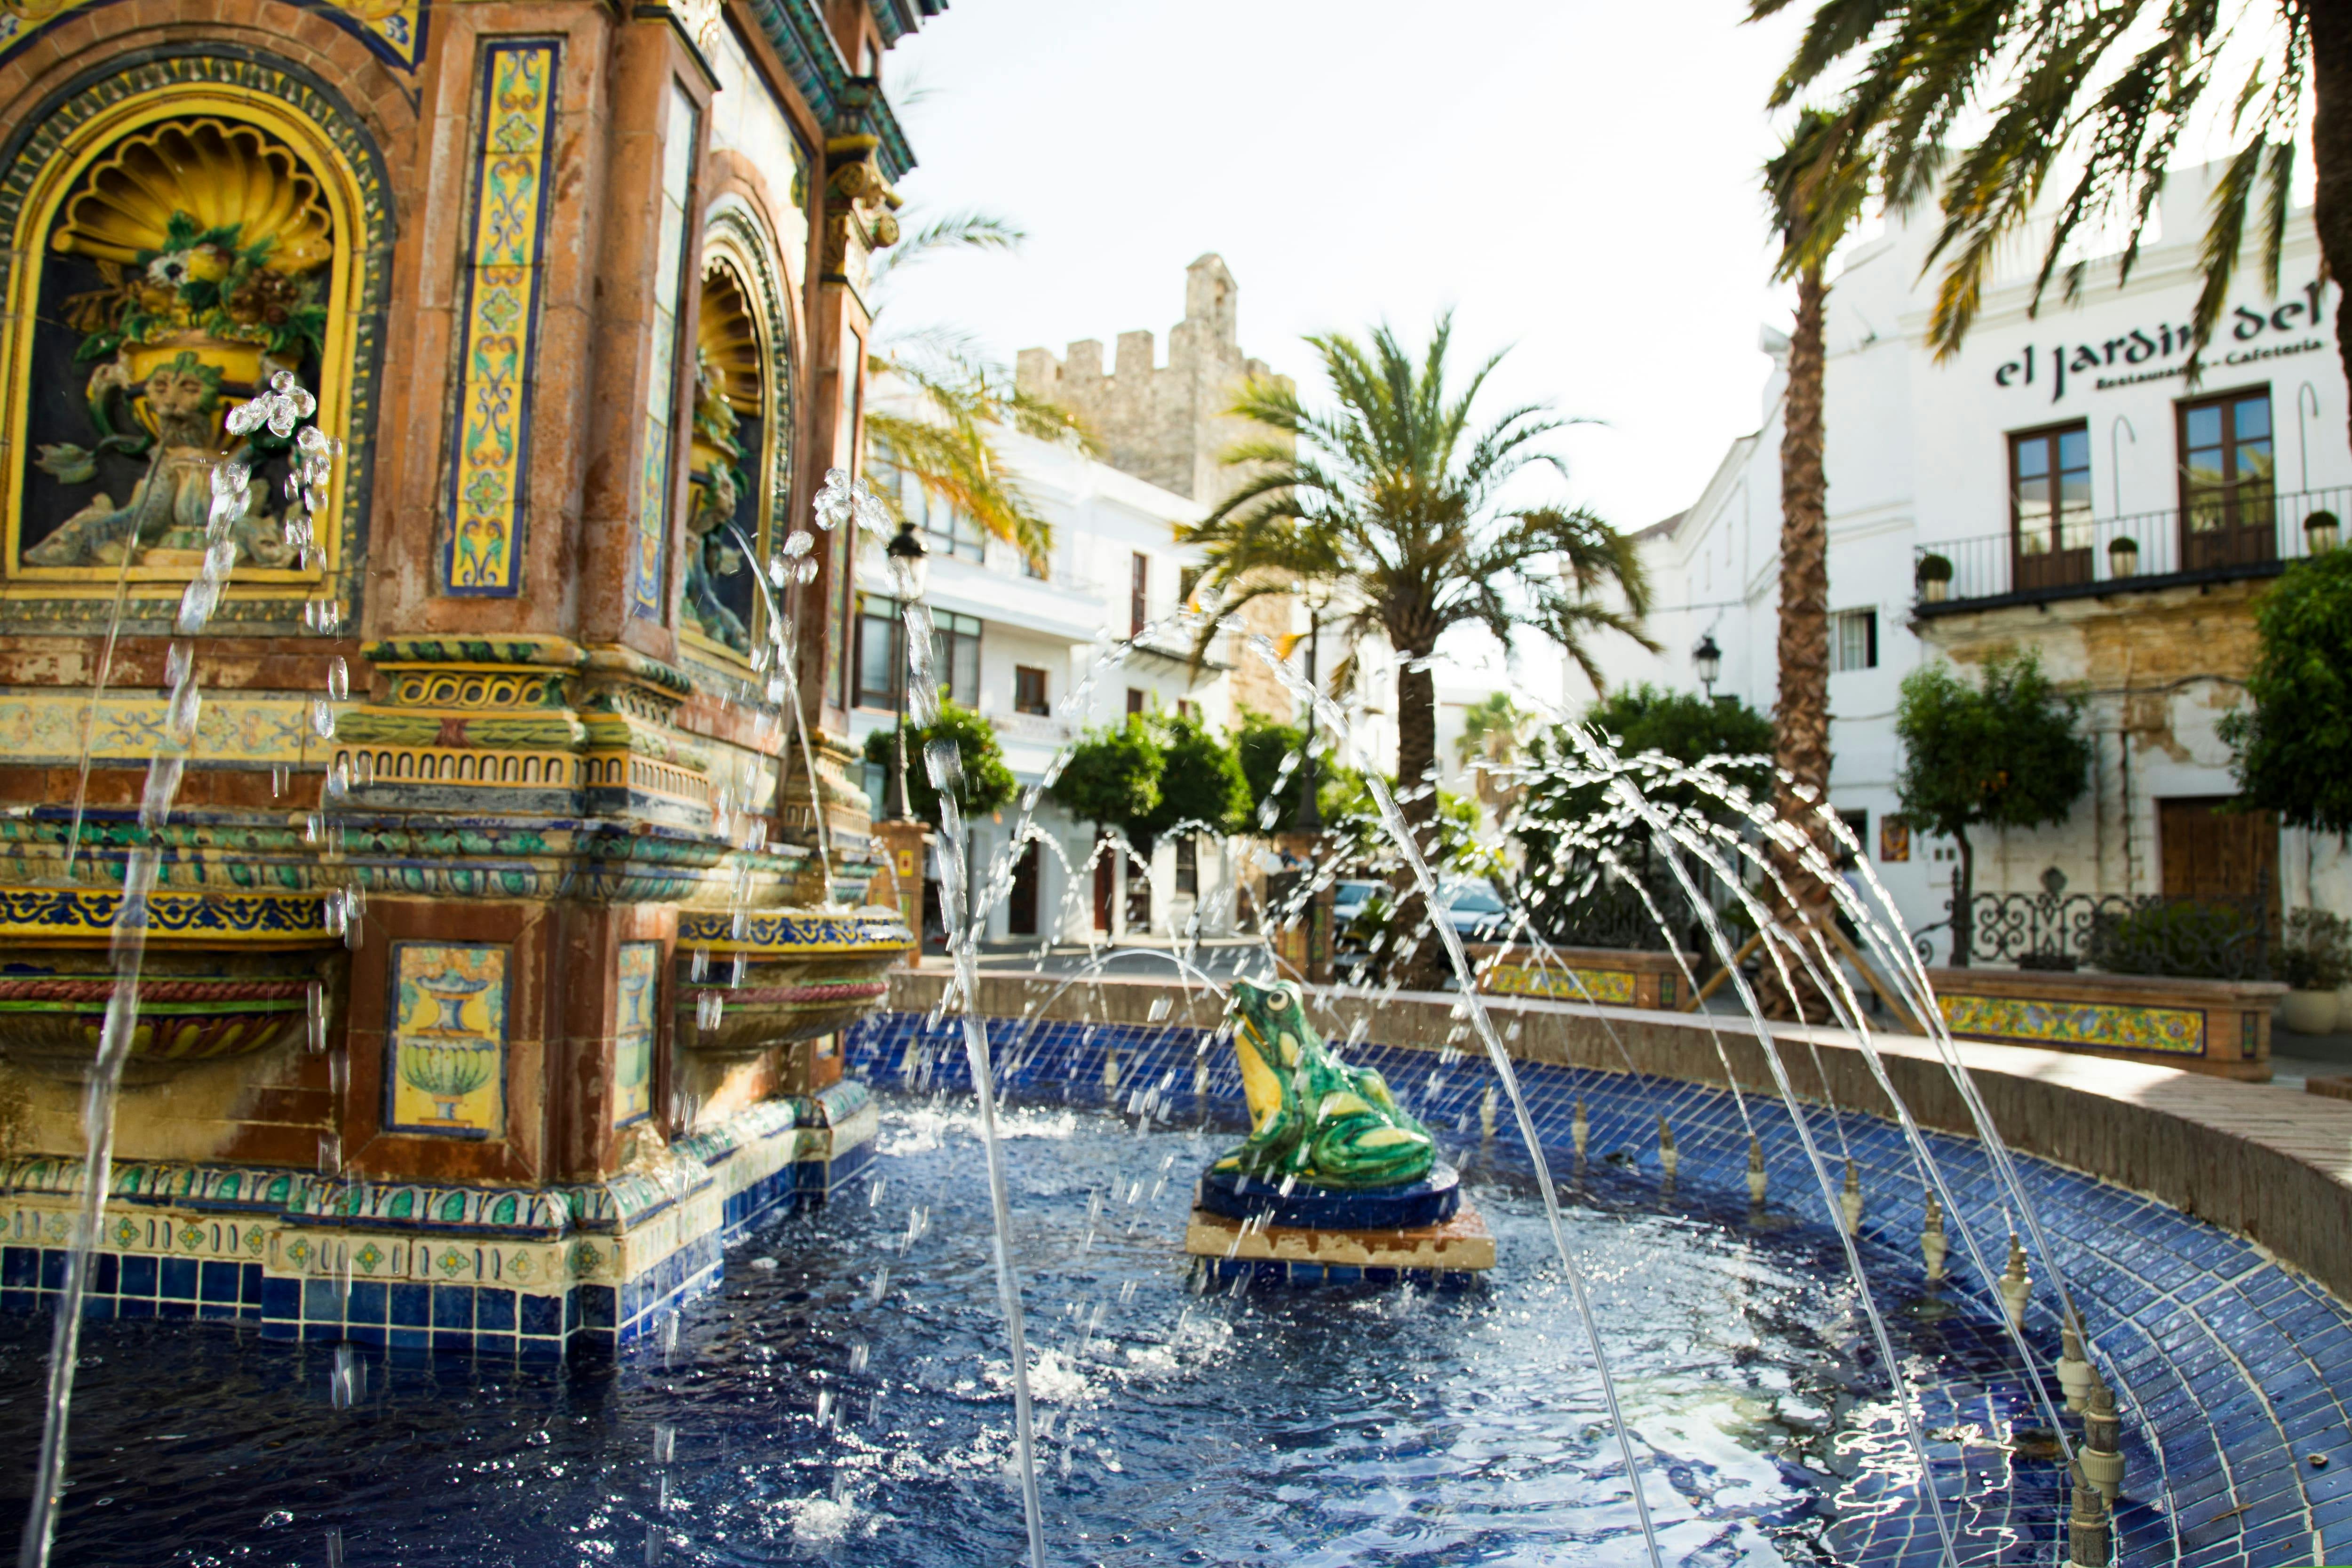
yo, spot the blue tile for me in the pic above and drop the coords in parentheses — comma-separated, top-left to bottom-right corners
(197, 1302, 238, 1321)
(92, 1253, 118, 1296)
(347, 1281, 387, 1324)
(389, 1283, 429, 1328)
(475, 1289, 516, 1332)
(241, 1262, 263, 1303)
(120, 1254, 156, 1297)
(430, 1330, 471, 1354)
(159, 1258, 197, 1301)
(432, 1285, 472, 1330)
(575, 1285, 615, 1329)
(156, 1297, 193, 1320)
(387, 1328, 429, 1351)
(39, 1250, 65, 1291)
(303, 1279, 343, 1325)
(116, 1297, 153, 1320)
(347, 1321, 387, 1347)
(519, 1293, 561, 1338)
(79, 1293, 113, 1320)
(0, 1248, 34, 1289)
(260, 1276, 300, 1321)
(198, 1259, 241, 1304)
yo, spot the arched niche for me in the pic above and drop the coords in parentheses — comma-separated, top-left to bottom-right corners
(683, 201, 796, 664)
(0, 53, 389, 632)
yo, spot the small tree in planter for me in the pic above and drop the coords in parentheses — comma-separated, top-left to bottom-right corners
(860, 699, 1018, 829)
(1894, 651, 2091, 966)
(1049, 714, 1164, 849)
(2106, 535, 2140, 579)
(2277, 908, 2352, 1035)
(1915, 552, 1954, 603)
(2221, 550, 2352, 835)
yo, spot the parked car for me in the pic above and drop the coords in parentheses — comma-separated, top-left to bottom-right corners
(1330, 878, 1386, 936)
(1438, 876, 1512, 943)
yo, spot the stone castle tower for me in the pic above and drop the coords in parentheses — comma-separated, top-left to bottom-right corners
(1017, 255, 1297, 716)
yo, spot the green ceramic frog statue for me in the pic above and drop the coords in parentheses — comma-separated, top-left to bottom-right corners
(1213, 978, 1435, 1190)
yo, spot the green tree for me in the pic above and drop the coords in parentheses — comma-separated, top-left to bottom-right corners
(859, 699, 1017, 830)
(1894, 652, 2092, 966)
(1188, 315, 1654, 985)
(1754, 1, 2352, 445)
(1234, 709, 1364, 831)
(2220, 551, 2352, 833)
(1144, 710, 1251, 838)
(1516, 686, 1777, 947)
(1047, 716, 1164, 843)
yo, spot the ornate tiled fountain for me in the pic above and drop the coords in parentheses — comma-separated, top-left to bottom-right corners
(0, 0, 925, 1354)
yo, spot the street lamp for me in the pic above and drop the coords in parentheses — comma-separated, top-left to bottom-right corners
(885, 520, 930, 820)
(1693, 633, 1722, 702)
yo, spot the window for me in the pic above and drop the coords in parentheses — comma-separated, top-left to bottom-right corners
(1832, 608, 1877, 672)
(1126, 687, 1146, 717)
(2009, 422, 2092, 589)
(1130, 552, 1149, 636)
(2178, 389, 2275, 570)
(1836, 809, 1867, 869)
(1014, 665, 1049, 716)
(933, 609, 981, 708)
(1176, 699, 1196, 721)
(1174, 835, 1198, 896)
(1178, 565, 1203, 607)
(882, 453, 984, 562)
(855, 594, 902, 709)
(856, 596, 979, 708)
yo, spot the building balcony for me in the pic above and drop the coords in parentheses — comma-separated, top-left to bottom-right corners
(992, 709, 1076, 747)
(1912, 485, 2345, 616)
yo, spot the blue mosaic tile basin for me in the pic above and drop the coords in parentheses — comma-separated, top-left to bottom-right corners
(0, 1006, 2343, 1568)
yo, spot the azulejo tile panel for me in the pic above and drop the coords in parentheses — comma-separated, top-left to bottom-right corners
(442, 39, 561, 598)
(0, 688, 318, 765)
(675, 908, 911, 954)
(386, 941, 508, 1137)
(1939, 992, 2205, 1055)
(1483, 962, 1637, 1006)
(614, 941, 658, 1127)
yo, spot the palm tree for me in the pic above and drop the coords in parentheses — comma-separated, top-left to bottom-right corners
(1753, 1, 2352, 443)
(1456, 691, 1528, 818)
(1187, 315, 1654, 987)
(862, 212, 1092, 569)
(1757, 109, 1871, 1019)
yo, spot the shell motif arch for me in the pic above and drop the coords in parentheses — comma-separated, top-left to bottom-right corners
(682, 203, 796, 662)
(1, 83, 374, 624)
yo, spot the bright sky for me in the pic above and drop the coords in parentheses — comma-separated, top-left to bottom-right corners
(878, 1, 1812, 698)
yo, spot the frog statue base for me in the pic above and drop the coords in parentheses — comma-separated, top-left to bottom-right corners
(1182, 979, 1495, 1288)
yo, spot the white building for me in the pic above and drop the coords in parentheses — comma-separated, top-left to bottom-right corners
(1593, 161, 2352, 950)
(850, 409, 1248, 946)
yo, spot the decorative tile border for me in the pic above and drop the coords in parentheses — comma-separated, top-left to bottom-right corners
(1939, 992, 2206, 1055)
(0, 1080, 876, 1354)
(1482, 963, 1637, 1006)
(675, 908, 910, 954)
(442, 39, 561, 597)
(0, 688, 318, 765)
(0, 885, 333, 946)
(0, 0, 429, 72)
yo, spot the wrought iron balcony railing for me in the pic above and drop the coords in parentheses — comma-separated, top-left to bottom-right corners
(1912, 485, 2347, 613)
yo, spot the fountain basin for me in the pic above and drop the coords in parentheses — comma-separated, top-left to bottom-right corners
(673, 905, 912, 1055)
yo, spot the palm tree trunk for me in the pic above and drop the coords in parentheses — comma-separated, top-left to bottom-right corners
(1759, 260, 1836, 1022)
(1392, 644, 1449, 991)
(2309, 1, 2352, 453)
